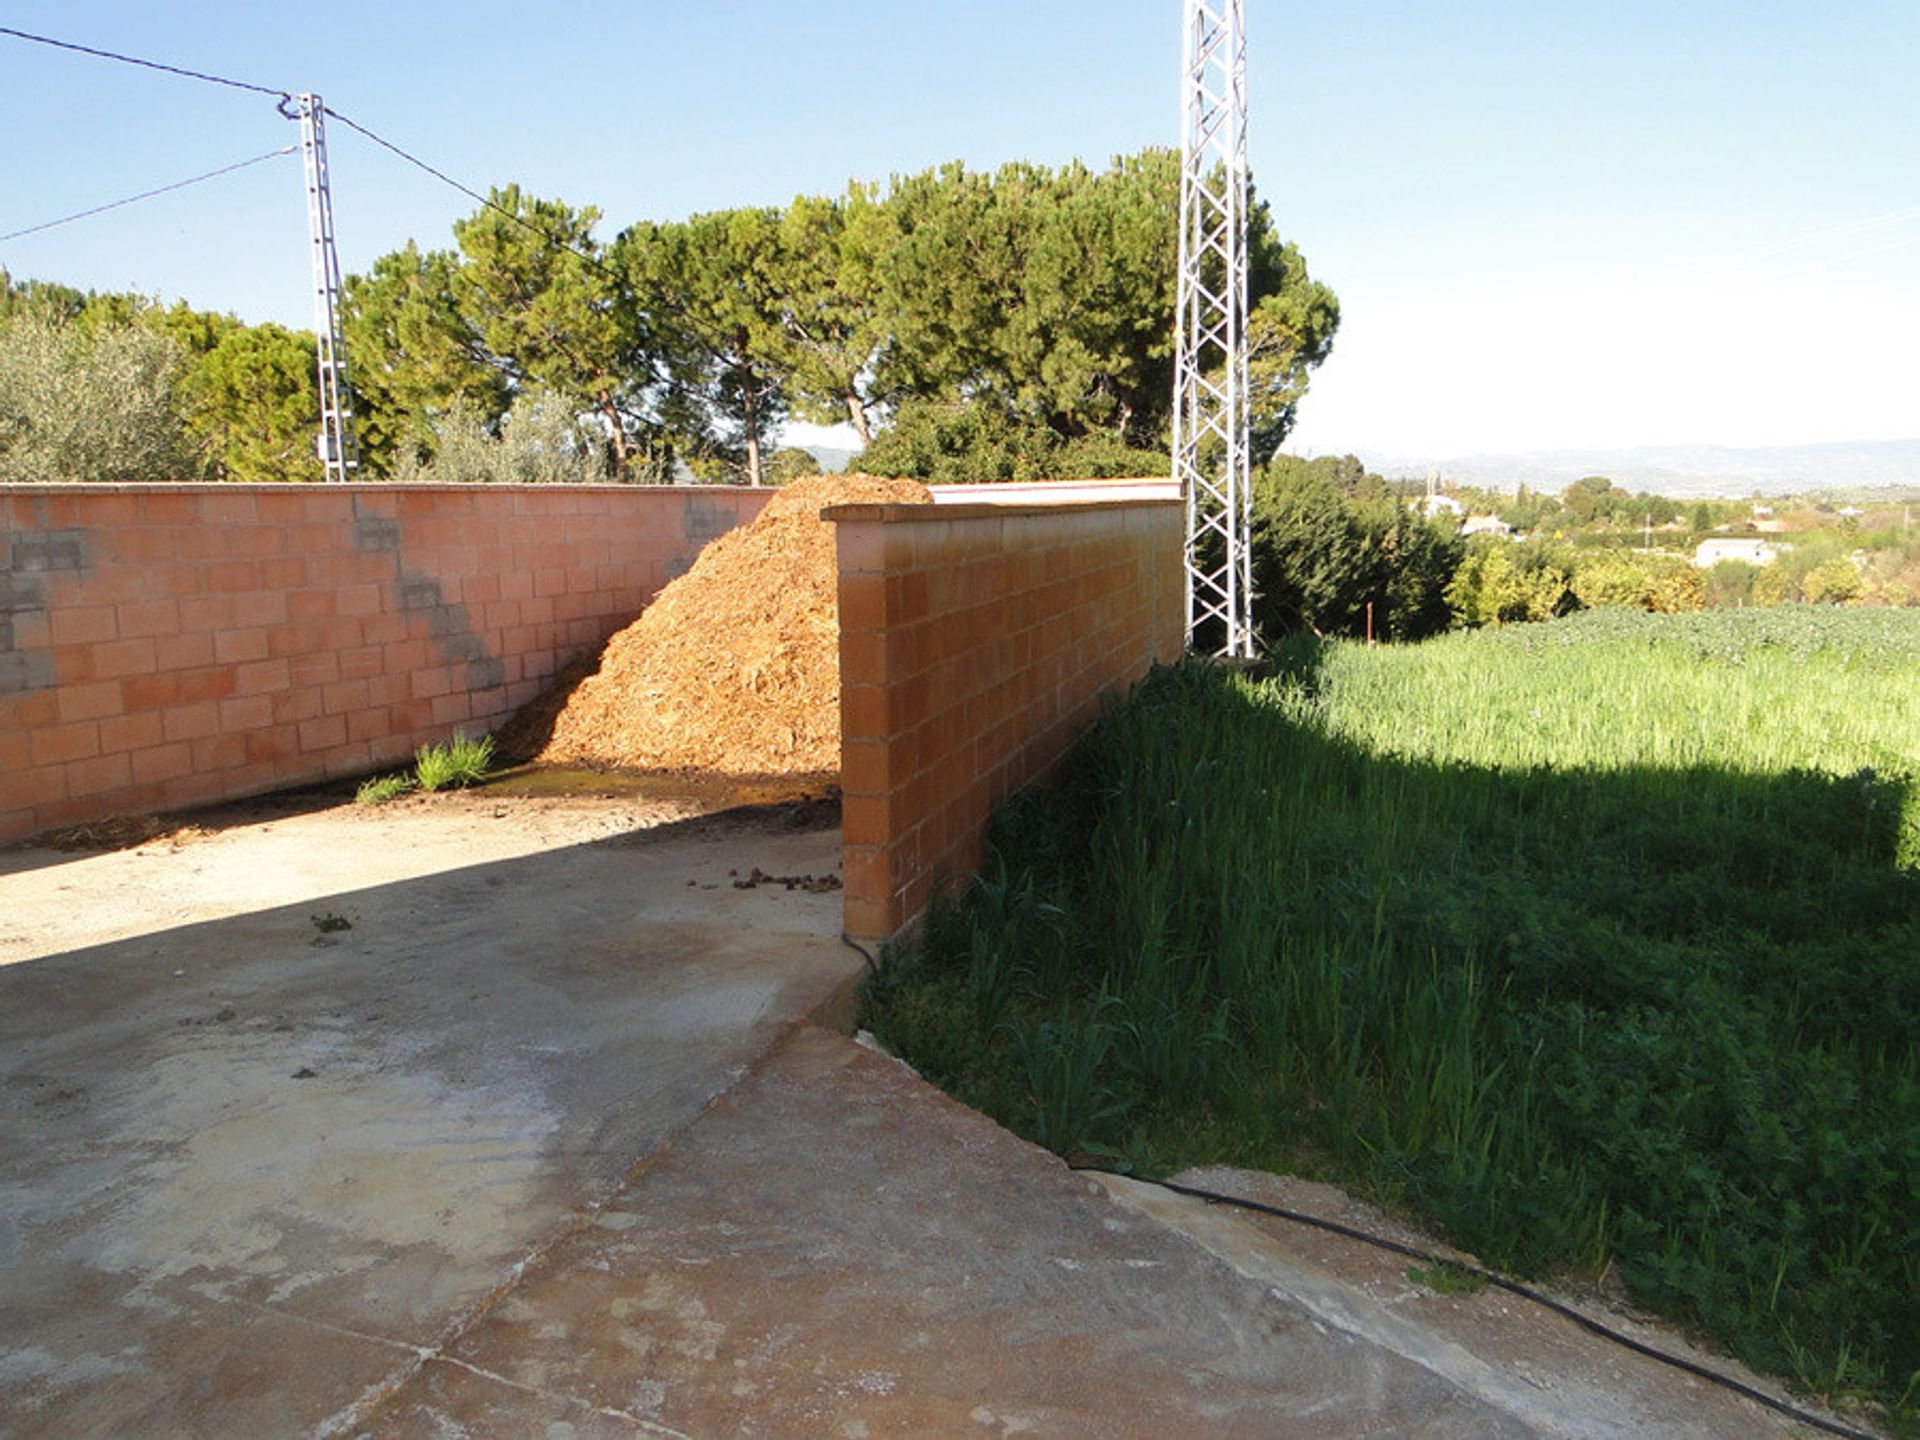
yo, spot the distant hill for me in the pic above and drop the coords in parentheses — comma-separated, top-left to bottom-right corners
(1353, 439, 1920, 499)
(797, 445, 859, 474)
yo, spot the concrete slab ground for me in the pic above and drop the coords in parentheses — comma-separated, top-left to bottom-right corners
(354, 1026, 1832, 1440)
(0, 794, 857, 1437)
(0, 791, 1862, 1438)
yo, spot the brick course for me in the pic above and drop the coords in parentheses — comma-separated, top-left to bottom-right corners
(828, 499, 1184, 941)
(1, 483, 769, 844)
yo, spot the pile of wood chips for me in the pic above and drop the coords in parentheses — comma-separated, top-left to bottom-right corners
(534, 474, 931, 777)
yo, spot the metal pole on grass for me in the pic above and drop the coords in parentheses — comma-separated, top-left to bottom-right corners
(1173, 0, 1254, 659)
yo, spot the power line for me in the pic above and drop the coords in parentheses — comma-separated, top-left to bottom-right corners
(0, 24, 288, 99)
(0, 25, 693, 452)
(0, 26, 631, 306)
(0, 146, 297, 244)
(322, 106, 632, 290)
(322, 105, 704, 401)
(321, 108, 502, 227)
(327, 109, 773, 382)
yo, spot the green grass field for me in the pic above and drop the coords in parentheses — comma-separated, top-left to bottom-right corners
(865, 606, 1920, 1423)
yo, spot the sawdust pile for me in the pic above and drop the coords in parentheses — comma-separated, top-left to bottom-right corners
(532, 474, 932, 776)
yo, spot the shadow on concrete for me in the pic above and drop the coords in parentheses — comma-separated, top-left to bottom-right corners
(0, 800, 857, 1436)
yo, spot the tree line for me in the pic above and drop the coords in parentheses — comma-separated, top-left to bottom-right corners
(0, 276, 324, 483)
(1254, 455, 1916, 641)
(0, 148, 1339, 487)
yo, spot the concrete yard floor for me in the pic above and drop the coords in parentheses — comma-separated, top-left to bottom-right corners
(0, 790, 1863, 1437)
(0, 789, 857, 1437)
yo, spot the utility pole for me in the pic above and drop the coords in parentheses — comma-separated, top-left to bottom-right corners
(1173, 0, 1253, 658)
(292, 94, 358, 482)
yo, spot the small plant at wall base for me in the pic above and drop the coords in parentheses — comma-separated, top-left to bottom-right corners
(354, 774, 414, 806)
(354, 732, 495, 804)
(413, 732, 495, 792)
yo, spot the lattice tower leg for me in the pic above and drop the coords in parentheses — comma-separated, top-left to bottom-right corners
(297, 94, 359, 482)
(1172, 0, 1253, 657)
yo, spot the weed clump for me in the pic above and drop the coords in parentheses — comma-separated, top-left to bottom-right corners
(354, 774, 413, 806)
(413, 731, 494, 792)
(355, 731, 496, 804)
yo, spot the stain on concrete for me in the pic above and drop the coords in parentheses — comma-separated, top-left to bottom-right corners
(653, 495, 748, 584)
(0, 649, 54, 694)
(359, 1028, 1549, 1438)
(1, 572, 48, 622)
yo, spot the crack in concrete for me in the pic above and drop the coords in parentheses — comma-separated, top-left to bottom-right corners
(224, 1295, 423, 1360)
(429, 1352, 694, 1438)
(310, 1019, 817, 1440)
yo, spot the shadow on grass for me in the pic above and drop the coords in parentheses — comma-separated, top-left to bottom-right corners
(866, 651, 1919, 1420)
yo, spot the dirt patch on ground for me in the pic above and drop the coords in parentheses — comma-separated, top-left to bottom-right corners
(517, 474, 930, 777)
(40, 814, 217, 855)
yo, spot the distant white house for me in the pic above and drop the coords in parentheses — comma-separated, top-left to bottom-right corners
(1461, 515, 1513, 537)
(1417, 494, 1465, 518)
(1694, 538, 1778, 568)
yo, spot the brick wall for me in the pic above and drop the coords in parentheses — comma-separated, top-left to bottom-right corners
(0, 484, 769, 845)
(829, 498, 1184, 941)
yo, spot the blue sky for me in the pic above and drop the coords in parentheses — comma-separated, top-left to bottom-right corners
(2, 1, 1915, 458)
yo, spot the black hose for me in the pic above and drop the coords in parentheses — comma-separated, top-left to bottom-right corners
(1073, 1167, 1880, 1440)
(840, 931, 881, 980)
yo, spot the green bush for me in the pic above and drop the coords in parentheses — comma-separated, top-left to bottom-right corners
(1250, 454, 1462, 642)
(1703, 559, 1759, 608)
(857, 398, 1164, 485)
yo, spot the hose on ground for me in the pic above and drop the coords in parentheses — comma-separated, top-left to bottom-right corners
(1071, 1166, 1879, 1440)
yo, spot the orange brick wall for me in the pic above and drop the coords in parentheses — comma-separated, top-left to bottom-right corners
(829, 498, 1185, 941)
(0, 483, 769, 845)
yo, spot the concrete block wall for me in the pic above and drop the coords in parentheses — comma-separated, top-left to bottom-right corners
(829, 498, 1185, 941)
(0, 484, 769, 845)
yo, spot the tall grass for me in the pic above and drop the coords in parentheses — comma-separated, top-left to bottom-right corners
(866, 607, 1920, 1421)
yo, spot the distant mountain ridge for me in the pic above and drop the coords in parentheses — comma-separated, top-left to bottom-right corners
(798, 445, 858, 474)
(1353, 439, 1920, 498)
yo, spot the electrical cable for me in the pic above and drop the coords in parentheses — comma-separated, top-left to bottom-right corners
(320, 108, 502, 221)
(321, 104, 724, 467)
(0, 145, 297, 244)
(0, 24, 288, 99)
(321, 106, 630, 287)
(840, 932, 881, 980)
(0, 27, 755, 449)
(321, 105, 727, 373)
(1071, 1167, 1879, 1440)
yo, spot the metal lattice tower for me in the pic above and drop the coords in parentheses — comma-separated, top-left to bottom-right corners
(294, 94, 359, 482)
(1172, 0, 1253, 657)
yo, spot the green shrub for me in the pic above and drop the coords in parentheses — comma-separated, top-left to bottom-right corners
(857, 398, 1164, 486)
(1703, 559, 1759, 608)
